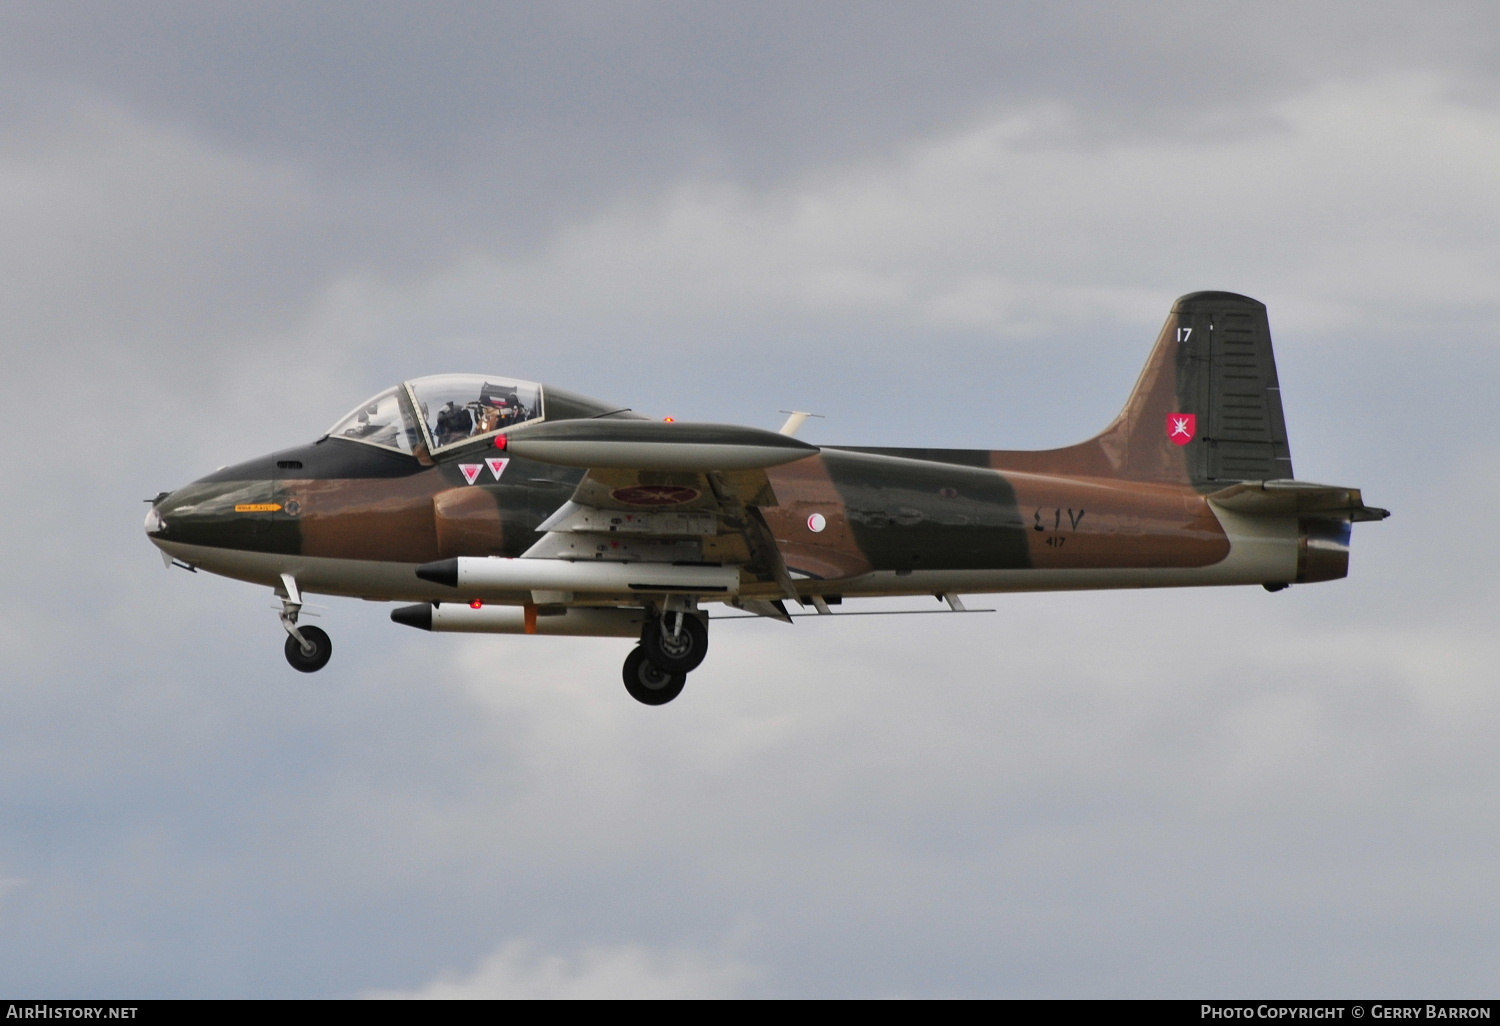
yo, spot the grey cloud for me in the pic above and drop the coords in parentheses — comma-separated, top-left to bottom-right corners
(3, 4, 1494, 372)
(3, 3, 1495, 225)
(7, 584, 1491, 996)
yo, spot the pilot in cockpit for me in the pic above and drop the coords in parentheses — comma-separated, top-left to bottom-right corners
(479, 382, 527, 431)
(345, 405, 376, 439)
(434, 400, 474, 446)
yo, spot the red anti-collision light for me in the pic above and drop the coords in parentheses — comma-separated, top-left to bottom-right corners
(493, 434, 508, 450)
(470, 599, 484, 609)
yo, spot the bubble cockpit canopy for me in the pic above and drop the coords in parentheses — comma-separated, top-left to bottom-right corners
(327, 374, 544, 455)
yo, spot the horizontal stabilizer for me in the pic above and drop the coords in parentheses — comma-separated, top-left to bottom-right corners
(1208, 479, 1390, 521)
(505, 419, 817, 471)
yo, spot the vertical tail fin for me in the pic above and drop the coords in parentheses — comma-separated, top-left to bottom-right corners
(1165, 291, 1293, 485)
(992, 291, 1294, 487)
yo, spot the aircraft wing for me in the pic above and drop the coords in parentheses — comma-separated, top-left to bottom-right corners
(508, 420, 819, 601)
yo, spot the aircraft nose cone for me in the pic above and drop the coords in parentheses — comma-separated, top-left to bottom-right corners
(144, 460, 282, 554)
(144, 487, 180, 547)
(144, 487, 182, 565)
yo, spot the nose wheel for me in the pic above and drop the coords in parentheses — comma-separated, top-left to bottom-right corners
(277, 573, 331, 673)
(622, 647, 687, 705)
(284, 625, 333, 673)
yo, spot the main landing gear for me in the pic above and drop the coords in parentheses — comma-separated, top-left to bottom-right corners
(622, 647, 686, 705)
(622, 607, 708, 705)
(278, 574, 332, 673)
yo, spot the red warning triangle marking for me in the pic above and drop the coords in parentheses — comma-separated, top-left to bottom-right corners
(486, 457, 510, 481)
(459, 464, 483, 485)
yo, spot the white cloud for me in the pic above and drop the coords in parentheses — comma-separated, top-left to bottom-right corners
(366, 940, 757, 1000)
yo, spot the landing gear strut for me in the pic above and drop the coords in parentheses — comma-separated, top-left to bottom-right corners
(278, 573, 332, 673)
(640, 610, 709, 674)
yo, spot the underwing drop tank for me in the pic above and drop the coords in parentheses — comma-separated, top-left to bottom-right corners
(391, 603, 646, 636)
(414, 556, 740, 595)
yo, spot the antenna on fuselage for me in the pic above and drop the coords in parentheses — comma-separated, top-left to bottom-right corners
(777, 410, 824, 437)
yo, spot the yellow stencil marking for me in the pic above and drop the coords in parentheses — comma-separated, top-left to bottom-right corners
(234, 503, 282, 513)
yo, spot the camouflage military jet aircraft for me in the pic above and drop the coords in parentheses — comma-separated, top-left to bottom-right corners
(145, 292, 1387, 705)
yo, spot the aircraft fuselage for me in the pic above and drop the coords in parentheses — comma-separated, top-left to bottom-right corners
(148, 438, 1309, 605)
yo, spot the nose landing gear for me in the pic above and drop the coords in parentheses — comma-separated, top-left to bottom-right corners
(278, 573, 332, 673)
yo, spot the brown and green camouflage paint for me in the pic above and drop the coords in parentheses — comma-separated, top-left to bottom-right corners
(153, 292, 1301, 585)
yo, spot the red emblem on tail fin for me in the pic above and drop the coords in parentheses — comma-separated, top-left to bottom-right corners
(1166, 413, 1196, 446)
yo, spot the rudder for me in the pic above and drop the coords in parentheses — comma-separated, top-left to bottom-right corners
(1169, 291, 1293, 485)
(991, 292, 1296, 487)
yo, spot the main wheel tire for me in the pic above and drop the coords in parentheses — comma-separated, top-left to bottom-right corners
(622, 646, 686, 705)
(284, 625, 332, 673)
(640, 613, 709, 674)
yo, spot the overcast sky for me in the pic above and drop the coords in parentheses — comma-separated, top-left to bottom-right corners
(0, 2, 1497, 998)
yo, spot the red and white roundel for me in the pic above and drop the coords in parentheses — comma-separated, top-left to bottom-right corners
(807, 513, 827, 533)
(1166, 413, 1197, 446)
